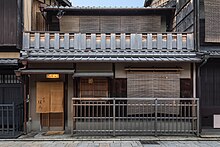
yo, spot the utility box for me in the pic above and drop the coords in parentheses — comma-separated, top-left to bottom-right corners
(213, 115, 220, 128)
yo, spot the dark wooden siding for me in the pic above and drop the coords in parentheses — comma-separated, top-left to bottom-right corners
(0, 0, 22, 49)
(173, 0, 194, 32)
(59, 15, 161, 33)
(180, 79, 192, 98)
(32, 0, 46, 31)
(111, 79, 127, 98)
(200, 59, 220, 127)
(48, 15, 60, 31)
(100, 16, 121, 33)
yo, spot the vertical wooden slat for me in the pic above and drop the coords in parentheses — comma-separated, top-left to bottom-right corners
(172, 34, 177, 49)
(34, 33, 40, 49)
(69, 34, 74, 48)
(162, 33, 167, 49)
(131, 34, 136, 49)
(23, 32, 30, 49)
(157, 34, 162, 49)
(187, 33, 193, 50)
(64, 33, 70, 49)
(147, 34, 152, 49)
(78, 34, 82, 50)
(91, 34, 96, 50)
(81, 34, 86, 49)
(167, 33, 172, 49)
(121, 33, 126, 50)
(54, 33, 59, 49)
(111, 33, 116, 50)
(101, 34, 106, 49)
(44, 33, 49, 49)
(74, 34, 79, 49)
(137, 34, 142, 49)
(177, 34, 183, 50)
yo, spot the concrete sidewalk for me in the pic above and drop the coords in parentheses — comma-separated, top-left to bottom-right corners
(0, 140, 220, 147)
(9, 132, 219, 141)
(1, 132, 220, 147)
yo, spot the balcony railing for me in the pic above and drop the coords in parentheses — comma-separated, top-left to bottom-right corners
(72, 98, 199, 136)
(23, 32, 194, 51)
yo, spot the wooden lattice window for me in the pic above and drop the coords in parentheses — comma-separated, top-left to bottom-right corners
(0, 74, 20, 84)
(80, 78, 108, 98)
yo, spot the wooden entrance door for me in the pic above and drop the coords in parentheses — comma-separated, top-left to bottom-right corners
(201, 59, 220, 128)
(36, 82, 64, 130)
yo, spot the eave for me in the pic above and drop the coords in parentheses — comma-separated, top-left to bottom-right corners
(56, 0, 72, 7)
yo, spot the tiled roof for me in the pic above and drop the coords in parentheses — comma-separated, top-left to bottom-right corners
(21, 49, 201, 62)
(45, 6, 175, 10)
(0, 58, 18, 65)
(207, 50, 220, 56)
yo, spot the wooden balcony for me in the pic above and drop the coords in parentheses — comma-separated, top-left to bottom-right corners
(23, 32, 194, 51)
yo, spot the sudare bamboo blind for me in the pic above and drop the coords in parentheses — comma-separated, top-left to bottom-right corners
(127, 72, 180, 114)
(204, 0, 220, 42)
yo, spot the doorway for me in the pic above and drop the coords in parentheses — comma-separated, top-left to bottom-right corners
(36, 82, 64, 131)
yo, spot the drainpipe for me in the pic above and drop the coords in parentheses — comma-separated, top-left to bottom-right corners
(23, 75, 27, 134)
(197, 56, 209, 97)
(15, 60, 28, 134)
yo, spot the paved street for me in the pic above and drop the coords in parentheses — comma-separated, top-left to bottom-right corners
(1, 141, 220, 147)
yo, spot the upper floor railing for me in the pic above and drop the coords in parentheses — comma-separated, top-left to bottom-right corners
(23, 32, 194, 50)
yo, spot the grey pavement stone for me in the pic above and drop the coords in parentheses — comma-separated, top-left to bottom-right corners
(2, 141, 220, 147)
(110, 142, 120, 147)
(99, 143, 110, 147)
(121, 142, 133, 147)
(130, 141, 141, 147)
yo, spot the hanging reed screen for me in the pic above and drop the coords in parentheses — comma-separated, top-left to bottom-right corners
(127, 72, 180, 114)
(204, 0, 220, 42)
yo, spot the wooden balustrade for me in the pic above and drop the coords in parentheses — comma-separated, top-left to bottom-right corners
(23, 32, 194, 50)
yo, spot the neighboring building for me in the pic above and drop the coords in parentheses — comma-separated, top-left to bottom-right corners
(144, 0, 176, 8)
(198, 0, 220, 133)
(0, 0, 71, 138)
(0, 0, 24, 138)
(19, 2, 201, 136)
(146, 0, 220, 135)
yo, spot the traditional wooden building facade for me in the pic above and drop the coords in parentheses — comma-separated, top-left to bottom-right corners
(0, 0, 71, 138)
(198, 0, 220, 132)
(0, 0, 24, 138)
(18, 1, 201, 135)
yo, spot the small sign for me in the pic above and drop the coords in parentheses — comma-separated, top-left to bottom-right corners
(88, 78, 93, 84)
(46, 74, 60, 79)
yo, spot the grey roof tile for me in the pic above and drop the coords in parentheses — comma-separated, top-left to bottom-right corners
(21, 49, 201, 62)
(0, 58, 18, 65)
